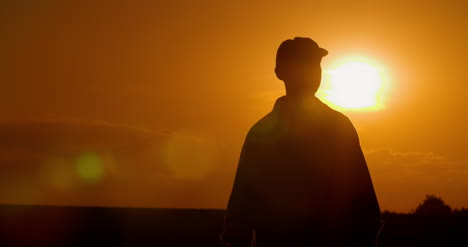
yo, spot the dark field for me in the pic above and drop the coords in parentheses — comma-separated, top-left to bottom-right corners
(0, 204, 467, 246)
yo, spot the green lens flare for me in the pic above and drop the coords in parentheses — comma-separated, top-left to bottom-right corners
(75, 152, 104, 183)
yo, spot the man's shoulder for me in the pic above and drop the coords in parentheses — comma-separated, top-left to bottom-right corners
(322, 104, 353, 126)
(244, 100, 356, 140)
(318, 103, 359, 138)
(246, 112, 279, 140)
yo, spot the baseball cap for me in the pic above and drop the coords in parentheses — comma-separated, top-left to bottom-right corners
(276, 37, 328, 66)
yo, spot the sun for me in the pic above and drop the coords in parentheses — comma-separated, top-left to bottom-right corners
(317, 57, 388, 111)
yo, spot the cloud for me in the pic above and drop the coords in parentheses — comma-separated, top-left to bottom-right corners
(0, 119, 227, 208)
(364, 148, 468, 212)
(0, 119, 159, 154)
(7, 119, 466, 212)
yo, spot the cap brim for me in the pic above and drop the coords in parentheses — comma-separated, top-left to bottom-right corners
(319, 47, 328, 57)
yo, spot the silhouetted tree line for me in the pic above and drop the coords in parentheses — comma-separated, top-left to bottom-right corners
(383, 194, 468, 216)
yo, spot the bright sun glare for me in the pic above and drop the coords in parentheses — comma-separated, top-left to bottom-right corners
(317, 57, 388, 111)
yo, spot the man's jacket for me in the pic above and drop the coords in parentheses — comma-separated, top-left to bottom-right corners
(221, 96, 383, 247)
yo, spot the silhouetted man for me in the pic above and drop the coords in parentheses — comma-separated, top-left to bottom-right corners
(221, 37, 383, 247)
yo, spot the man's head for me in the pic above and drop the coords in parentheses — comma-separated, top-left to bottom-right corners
(275, 37, 328, 96)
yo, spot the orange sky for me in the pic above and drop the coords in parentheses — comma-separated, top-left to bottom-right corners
(1, 0, 467, 213)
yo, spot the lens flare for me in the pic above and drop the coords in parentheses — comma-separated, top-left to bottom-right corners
(75, 152, 104, 183)
(162, 132, 218, 181)
(42, 157, 77, 190)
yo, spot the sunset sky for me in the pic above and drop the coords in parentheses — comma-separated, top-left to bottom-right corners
(1, 0, 467, 213)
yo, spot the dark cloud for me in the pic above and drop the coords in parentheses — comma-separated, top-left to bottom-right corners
(0, 119, 161, 153)
(4, 119, 465, 212)
(0, 119, 228, 209)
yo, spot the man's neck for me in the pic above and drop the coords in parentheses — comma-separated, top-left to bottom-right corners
(283, 82, 319, 100)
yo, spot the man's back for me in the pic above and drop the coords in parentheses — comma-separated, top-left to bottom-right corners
(222, 96, 382, 246)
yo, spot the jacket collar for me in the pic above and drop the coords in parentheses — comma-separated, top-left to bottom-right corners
(272, 95, 323, 114)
